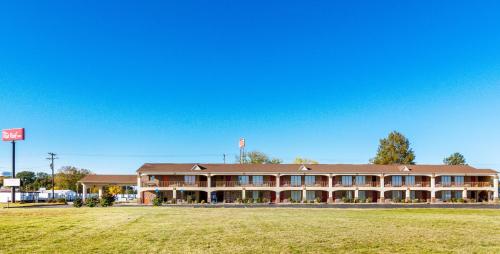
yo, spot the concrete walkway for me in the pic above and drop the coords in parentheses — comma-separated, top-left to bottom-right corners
(117, 203, 500, 209)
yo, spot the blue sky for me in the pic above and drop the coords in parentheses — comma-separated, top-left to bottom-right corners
(0, 1, 499, 174)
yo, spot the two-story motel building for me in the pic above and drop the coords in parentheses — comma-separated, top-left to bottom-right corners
(130, 163, 499, 204)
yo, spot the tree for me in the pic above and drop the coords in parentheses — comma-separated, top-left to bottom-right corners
(371, 131, 415, 165)
(16, 171, 36, 191)
(239, 151, 282, 164)
(54, 166, 92, 191)
(33, 172, 52, 190)
(107, 185, 122, 196)
(293, 157, 319, 164)
(443, 152, 466, 165)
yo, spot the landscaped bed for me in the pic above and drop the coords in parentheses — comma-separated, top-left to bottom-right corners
(0, 207, 499, 253)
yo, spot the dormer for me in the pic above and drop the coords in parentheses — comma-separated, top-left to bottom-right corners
(298, 164, 311, 171)
(191, 164, 205, 171)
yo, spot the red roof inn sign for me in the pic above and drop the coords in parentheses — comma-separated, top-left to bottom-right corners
(2, 128, 25, 203)
(2, 128, 25, 141)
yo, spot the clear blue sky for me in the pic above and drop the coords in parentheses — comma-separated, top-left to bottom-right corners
(1, 1, 499, 174)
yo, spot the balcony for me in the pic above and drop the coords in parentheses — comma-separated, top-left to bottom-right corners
(435, 182, 492, 187)
(305, 181, 329, 187)
(142, 181, 207, 187)
(334, 182, 379, 187)
(215, 181, 276, 187)
(385, 181, 430, 187)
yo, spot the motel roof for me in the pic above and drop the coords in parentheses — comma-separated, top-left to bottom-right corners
(137, 163, 498, 175)
(78, 174, 136, 184)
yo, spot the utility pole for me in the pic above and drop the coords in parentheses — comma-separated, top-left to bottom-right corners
(11, 141, 15, 203)
(47, 152, 58, 200)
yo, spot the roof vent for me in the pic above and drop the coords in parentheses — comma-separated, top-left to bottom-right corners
(191, 164, 205, 171)
(299, 165, 311, 171)
(399, 166, 411, 172)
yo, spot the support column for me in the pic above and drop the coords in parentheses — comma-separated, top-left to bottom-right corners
(494, 175, 499, 202)
(462, 189, 468, 200)
(379, 174, 385, 203)
(82, 183, 87, 202)
(327, 190, 333, 203)
(431, 175, 436, 203)
(276, 174, 280, 187)
(172, 189, 177, 201)
(275, 191, 280, 203)
(137, 174, 142, 204)
(207, 175, 212, 203)
(354, 189, 359, 199)
(405, 189, 411, 201)
(242, 189, 246, 200)
(302, 189, 307, 202)
(98, 186, 103, 198)
(328, 174, 333, 188)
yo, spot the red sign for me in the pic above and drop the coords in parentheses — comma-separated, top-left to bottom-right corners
(239, 138, 245, 148)
(2, 128, 25, 141)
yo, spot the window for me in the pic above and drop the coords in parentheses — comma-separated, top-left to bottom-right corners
(184, 176, 195, 185)
(355, 176, 365, 186)
(291, 191, 302, 201)
(342, 176, 353, 186)
(252, 191, 260, 200)
(392, 190, 403, 200)
(454, 191, 462, 199)
(358, 191, 366, 200)
(441, 176, 452, 187)
(305, 176, 316, 186)
(454, 176, 464, 186)
(392, 176, 403, 187)
(238, 176, 249, 185)
(306, 191, 315, 201)
(345, 191, 353, 199)
(149, 175, 155, 181)
(410, 190, 416, 200)
(406, 176, 415, 186)
(291, 176, 302, 187)
(442, 190, 452, 201)
(252, 176, 264, 186)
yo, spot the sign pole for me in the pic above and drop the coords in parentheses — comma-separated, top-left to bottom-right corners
(11, 141, 16, 203)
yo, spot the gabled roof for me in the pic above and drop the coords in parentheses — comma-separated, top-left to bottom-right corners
(137, 163, 498, 175)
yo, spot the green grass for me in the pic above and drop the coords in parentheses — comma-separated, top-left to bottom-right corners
(0, 207, 499, 253)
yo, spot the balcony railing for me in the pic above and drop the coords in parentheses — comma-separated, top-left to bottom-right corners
(214, 181, 276, 187)
(142, 181, 207, 187)
(435, 182, 492, 187)
(334, 182, 379, 187)
(280, 181, 303, 187)
(305, 181, 329, 187)
(385, 181, 430, 187)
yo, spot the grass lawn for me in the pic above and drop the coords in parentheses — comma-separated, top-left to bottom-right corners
(0, 207, 499, 253)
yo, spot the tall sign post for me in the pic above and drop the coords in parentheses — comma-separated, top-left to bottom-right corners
(2, 128, 25, 203)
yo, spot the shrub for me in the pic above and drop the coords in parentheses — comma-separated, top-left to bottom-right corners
(152, 197, 162, 206)
(86, 197, 98, 207)
(365, 198, 371, 203)
(200, 200, 206, 204)
(262, 198, 269, 203)
(314, 197, 321, 203)
(57, 198, 67, 204)
(235, 198, 242, 204)
(186, 195, 193, 204)
(247, 198, 253, 204)
(73, 198, 83, 208)
(100, 193, 115, 207)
